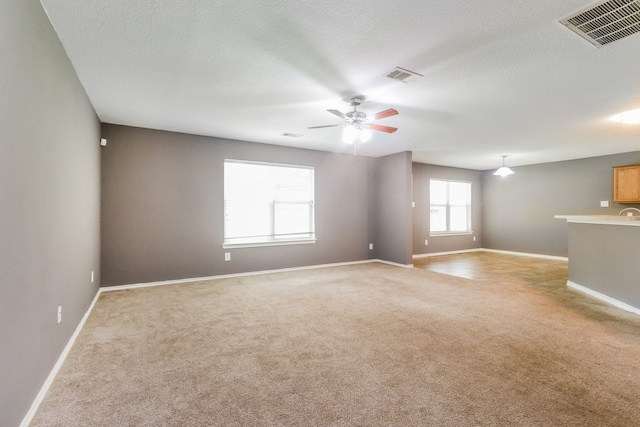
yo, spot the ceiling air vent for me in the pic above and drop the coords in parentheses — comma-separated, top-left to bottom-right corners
(385, 67, 423, 83)
(560, 0, 640, 47)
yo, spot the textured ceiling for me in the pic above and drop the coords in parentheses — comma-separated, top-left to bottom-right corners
(40, 0, 640, 170)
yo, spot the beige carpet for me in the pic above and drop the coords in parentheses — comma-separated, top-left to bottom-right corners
(31, 262, 640, 426)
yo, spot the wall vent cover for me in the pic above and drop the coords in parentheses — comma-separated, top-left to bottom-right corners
(385, 67, 423, 83)
(560, 0, 640, 47)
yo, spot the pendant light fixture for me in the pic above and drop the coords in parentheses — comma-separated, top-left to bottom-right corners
(493, 155, 514, 177)
(612, 108, 640, 124)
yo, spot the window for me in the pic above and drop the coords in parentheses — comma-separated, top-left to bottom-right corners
(223, 160, 315, 247)
(430, 179, 471, 235)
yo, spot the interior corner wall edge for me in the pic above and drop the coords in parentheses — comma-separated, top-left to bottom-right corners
(481, 151, 640, 257)
(0, 1, 101, 426)
(100, 124, 376, 286)
(373, 151, 413, 265)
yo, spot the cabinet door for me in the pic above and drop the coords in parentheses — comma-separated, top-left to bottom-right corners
(614, 166, 640, 203)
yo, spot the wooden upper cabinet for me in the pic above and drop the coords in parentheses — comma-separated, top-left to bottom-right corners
(613, 165, 640, 203)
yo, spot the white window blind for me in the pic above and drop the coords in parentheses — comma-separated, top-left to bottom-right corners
(224, 160, 315, 246)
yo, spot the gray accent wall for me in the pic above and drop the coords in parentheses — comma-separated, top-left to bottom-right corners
(372, 152, 413, 265)
(0, 1, 101, 425)
(482, 152, 640, 257)
(412, 163, 483, 255)
(101, 124, 407, 285)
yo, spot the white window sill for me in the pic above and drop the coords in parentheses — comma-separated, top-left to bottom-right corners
(429, 232, 473, 237)
(222, 239, 317, 249)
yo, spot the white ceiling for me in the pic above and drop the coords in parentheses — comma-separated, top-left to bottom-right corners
(40, 0, 640, 170)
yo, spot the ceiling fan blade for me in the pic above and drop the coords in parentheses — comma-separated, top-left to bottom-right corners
(366, 124, 398, 133)
(327, 109, 347, 119)
(369, 108, 398, 121)
(308, 124, 341, 129)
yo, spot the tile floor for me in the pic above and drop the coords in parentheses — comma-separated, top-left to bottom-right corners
(413, 251, 567, 285)
(413, 251, 640, 337)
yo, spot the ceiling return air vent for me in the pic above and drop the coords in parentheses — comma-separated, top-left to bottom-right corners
(560, 0, 640, 47)
(385, 67, 423, 83)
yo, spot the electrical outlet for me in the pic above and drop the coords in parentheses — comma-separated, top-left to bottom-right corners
(425, 239, 428, 246)
(224, 252, 231, 261)
(473, 236, 476, 241)
(369, 243, 373, 250)
(600, 200, 609, 207)
(91, 271, 94, 283)
(57, 306, 62, 324)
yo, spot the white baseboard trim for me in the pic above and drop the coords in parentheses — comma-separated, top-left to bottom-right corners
(100, 259, 412, 292)
(567, 281, 640, 315)
(413, 249, 481, 259)
(20, 289, 102, 427)
(480, 248, 568, 261)
(376, 259, 414, 268)
(412, 248, 566, 261)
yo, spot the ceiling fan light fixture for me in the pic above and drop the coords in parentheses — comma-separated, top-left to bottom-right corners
(342, 125, 358, 144)
(494, 155, 515, 177)
(359, 128, 372, 143)
(311, 96, 399, 149)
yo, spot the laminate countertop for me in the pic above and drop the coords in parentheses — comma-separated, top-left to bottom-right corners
(555, 215, 640, 226)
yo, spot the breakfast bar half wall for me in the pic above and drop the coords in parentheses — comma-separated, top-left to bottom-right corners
(555, 215, 640, 315)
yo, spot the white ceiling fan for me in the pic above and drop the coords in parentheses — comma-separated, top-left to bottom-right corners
(308, 96, 398, 145)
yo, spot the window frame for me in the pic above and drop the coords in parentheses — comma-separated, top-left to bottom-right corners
(222, 159, 316, 249)
(429, 179, 472, 236)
